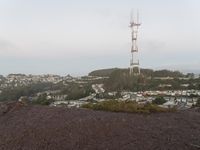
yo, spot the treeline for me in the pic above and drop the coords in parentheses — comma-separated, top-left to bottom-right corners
(104, 69, 200, 91)
(141, 69, 184, 77)
(89, 68, 119, 77)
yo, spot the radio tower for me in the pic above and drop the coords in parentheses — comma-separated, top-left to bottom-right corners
(129, 11, 141, 75)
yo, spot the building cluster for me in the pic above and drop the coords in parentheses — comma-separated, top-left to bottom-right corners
(0, 74, 108, 89)
(0, 73, 199, 110)
(50, 84, 104, 107)
(50, 83, 200, 110)
(120, 90, 199, 109)
(0, 74, 62, 88)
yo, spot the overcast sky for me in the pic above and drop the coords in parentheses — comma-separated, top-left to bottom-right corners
(0, 0, 200, 76)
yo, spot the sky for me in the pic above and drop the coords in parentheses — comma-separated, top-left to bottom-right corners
(0, 0, 200, 76)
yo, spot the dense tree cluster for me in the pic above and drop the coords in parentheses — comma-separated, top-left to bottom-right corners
(105, 69, 145, 91)
(104, 69, 200, 91)
(61, 83, 94, 100)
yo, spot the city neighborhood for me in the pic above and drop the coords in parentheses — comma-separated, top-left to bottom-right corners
(1, 73, 199, 110)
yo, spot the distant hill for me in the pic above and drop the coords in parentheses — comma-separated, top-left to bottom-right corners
(89, 68, 184, 78)
(89, 68, 119, 77)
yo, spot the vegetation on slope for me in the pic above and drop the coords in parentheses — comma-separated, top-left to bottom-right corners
(152, 96, 167, 105)
(89, 68, 184, 78)
(0, 83, 58, 102)
(104, 69, 145, 91)
(31, 94, 55, 105)
(61, 83, 94, 100)
(82, 100, 176, 113)
(103, 69, 200, 91)
(89, 68, 119, 77)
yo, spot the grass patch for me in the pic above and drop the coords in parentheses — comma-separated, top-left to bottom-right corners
(82, 100, 176, 114)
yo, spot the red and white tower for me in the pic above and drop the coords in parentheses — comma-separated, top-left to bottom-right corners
(129, 11, 141, 75)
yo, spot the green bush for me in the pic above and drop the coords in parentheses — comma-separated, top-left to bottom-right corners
(152, 96, 167, 105)
(31, 94, 54, 105)
(32, 99, 54, 105)
(62, 83, 93, 100)
(82, 100, 175, 114)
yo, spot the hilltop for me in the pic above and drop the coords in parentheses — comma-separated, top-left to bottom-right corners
(89, 68, 185, 77)
(0, 102, 200, 150)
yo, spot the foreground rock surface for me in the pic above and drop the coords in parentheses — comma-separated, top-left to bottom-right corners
(0, 103, 200, 150)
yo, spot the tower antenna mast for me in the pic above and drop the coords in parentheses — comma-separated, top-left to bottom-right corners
(129, 10, 141, 75)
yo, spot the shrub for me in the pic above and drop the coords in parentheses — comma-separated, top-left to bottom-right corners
(82, 100, 175, 114)
(31, 94, 54, 105)
(32, 99, 54, 105)
(152, 96, 167, 105)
